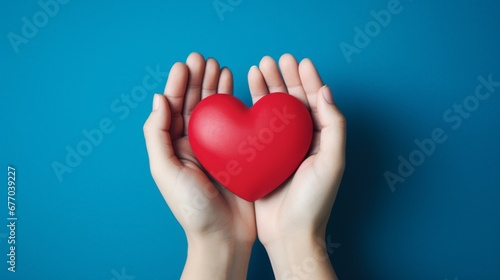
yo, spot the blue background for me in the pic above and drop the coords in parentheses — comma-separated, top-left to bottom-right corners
(2, 0, 499, 279)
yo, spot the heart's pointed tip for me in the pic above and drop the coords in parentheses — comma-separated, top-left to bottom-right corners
(190, 90, 312, 202)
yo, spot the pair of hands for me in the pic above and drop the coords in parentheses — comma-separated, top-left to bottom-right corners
(143, 53, 346, 279)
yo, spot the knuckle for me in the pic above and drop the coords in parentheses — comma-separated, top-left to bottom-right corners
(143, 121, 154, 138)
(335, 112, 347, 129)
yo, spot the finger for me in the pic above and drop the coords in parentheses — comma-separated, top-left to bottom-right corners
(279, 54, 309, 107)
(218, 67, 233, 95)
(299, 58, 324, 130)
(183, 52, 206, 134)
(144, 94, 182, 187)
(201, 58, 221, 99)
(164, 62, 189, 140)
(259, 56, 287, 93)
(314, 86, 346, 179)
(248, 66, 268, 104)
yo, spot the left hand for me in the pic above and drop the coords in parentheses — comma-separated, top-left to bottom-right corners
(248, 54, 346, 279)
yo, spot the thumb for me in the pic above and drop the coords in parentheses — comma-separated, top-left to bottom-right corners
(315, 85, 346, 176)
(143, 94, 181, 183)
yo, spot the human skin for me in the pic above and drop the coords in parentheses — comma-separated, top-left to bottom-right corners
(248, 54, 345, 280)
(143, 53, 256, 279)
(143, 53, 345, 279)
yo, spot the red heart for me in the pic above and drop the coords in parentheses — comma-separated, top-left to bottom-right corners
(188, 93, 313, 202)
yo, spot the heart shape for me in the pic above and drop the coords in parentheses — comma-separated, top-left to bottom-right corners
(188, 93, 313, 202)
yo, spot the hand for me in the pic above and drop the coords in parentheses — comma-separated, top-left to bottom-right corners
(143, 52, 256, 279)
(248, 54, 346, 279)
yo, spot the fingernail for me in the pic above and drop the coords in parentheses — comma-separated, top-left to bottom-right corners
(322, 85, 334, 104)
(250, 65, 258, 70)
(152, 94, 159, 111)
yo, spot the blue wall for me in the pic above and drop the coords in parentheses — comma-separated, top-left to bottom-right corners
(2, 0, 499, 279)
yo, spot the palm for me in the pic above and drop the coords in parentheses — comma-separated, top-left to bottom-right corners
(174, 135, 254, 239)
(248, 55, 345, 245)
(255, 138, 323, 244)
(146, 53, 255, 243)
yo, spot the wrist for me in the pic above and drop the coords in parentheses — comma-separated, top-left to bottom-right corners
(181, 234, 254, 280)
(263, 233, 337, 280)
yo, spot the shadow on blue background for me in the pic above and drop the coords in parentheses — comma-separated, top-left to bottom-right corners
(2, 0, 499, 279)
